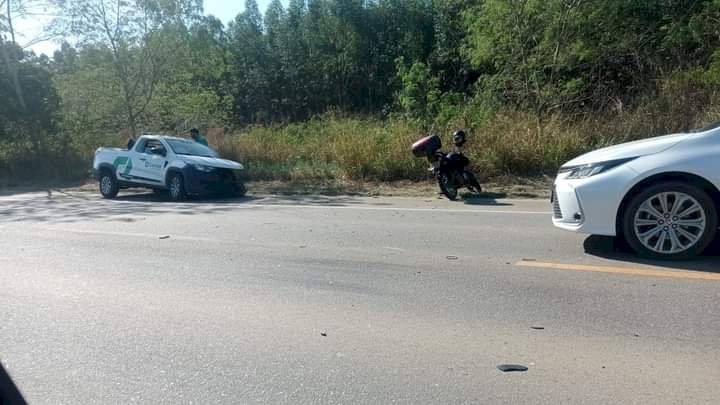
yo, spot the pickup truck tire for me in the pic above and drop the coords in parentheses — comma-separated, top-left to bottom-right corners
(235, 182, 247, 197)
(168, 173, 187, 201)
(99, 170, 119, 199)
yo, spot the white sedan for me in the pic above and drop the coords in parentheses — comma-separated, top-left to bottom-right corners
(553, 123, 720, 259)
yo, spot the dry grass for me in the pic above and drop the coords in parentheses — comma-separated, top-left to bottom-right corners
(219, 89, 720, 184)
(219, 117, 428, 182)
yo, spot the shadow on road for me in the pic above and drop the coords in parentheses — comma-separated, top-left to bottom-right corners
(0, 193, 241, 223)
(0, 190, 396, 223)
(246, 194, 393, 207)
(0, 179, 89, 197)
(461, 192, 513, 206)
(0, 362, 26, 404)
(583, 235, 720, 273)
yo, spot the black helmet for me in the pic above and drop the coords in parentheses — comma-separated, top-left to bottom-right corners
(452, 130, 467, 147)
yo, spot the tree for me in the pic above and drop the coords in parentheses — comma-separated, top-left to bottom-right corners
(0, 40, 59, 160)
(51, 0, 202, 136)
(228, 0, 273, 123)
(464, 0, 591, 119)
(396, 57, 440, 119)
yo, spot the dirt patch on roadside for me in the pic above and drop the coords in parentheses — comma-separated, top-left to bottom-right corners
(0, 176, 552, 199)
(246, 175, 552, 199)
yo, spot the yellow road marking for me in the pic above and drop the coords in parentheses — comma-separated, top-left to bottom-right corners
(516, 260, 720, 281)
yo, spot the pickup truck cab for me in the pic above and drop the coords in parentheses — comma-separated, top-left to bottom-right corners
(93, 135, 245, 200)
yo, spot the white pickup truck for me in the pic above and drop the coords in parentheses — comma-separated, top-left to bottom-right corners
(93, 135, 245, 200)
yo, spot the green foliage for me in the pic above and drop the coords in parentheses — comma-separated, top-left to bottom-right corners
(8, 0, 720, 186)
(0, 40, 75, 183)
(396, 57, 441, 120)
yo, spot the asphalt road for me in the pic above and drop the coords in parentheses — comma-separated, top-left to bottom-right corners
(1, 190, 719, 404)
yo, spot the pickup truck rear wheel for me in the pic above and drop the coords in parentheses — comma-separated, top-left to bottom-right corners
(99, 171, 119, 199)
(168, 173, 186, 201)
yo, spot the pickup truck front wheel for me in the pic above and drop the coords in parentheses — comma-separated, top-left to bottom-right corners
(99, 171, 119, 199)
(168, 173, 187, 201)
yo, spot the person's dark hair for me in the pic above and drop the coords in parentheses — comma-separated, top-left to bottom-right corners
(190, 128, 199, 135)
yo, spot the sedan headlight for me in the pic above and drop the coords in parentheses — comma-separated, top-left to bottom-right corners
(560, 157, 637, 179)
(192, 164, 216, 172)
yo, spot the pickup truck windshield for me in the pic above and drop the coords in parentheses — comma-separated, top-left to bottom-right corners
(166, 139, 217, 158)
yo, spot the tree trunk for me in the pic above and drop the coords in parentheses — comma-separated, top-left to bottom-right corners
(6, 0, 15, 44)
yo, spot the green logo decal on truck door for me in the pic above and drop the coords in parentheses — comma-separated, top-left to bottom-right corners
(112, 156, 133, 177)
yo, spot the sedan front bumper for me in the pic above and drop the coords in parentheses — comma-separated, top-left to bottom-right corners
(552, 165, 639, 236)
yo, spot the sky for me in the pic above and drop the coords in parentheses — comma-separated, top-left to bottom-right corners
(13, 0, 282, 57)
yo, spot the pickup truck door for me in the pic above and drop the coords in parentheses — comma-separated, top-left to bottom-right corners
(128, 139, 166, 185)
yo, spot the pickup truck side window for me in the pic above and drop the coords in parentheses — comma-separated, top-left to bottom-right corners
(143, 140, 164, 154)
(134, 139, 147, 153)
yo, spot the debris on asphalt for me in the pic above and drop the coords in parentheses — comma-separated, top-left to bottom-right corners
(321, 332, 328, 337)
(446, 256, 459, 260)
(159, 235, 170, 240)
(497, 364, 529, 372)
(531, 326, 545, 330)
(299, 245, 307, 248)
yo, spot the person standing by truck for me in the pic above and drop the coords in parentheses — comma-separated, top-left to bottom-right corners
(189, 128, 208, 147)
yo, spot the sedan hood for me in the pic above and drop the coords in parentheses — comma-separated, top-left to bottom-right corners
(182, 155, 244, 170)
(562, 132, 693, 167)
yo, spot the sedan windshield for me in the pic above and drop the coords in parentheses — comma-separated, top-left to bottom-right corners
(166, 139, 217, 158)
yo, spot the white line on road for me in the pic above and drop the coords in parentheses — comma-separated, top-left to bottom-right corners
(242, 203, 550, 215)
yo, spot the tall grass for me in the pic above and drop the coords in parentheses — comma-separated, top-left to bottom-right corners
(4, 73, 719, 188)
(220, 86, 720, 183)
(219, 117, 429, 182)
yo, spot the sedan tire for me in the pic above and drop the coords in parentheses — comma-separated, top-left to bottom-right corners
(622, 182, 717, 260)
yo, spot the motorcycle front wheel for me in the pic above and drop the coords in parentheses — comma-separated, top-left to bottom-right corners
(438, 174, 458, 201)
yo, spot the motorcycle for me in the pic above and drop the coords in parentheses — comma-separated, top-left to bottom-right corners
(411, 130, 482, 201)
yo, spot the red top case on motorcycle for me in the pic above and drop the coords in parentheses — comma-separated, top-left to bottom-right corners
(411, 134, 442, 158)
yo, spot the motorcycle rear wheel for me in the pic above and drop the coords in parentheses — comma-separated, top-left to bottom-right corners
(465, 171, 482, 194)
